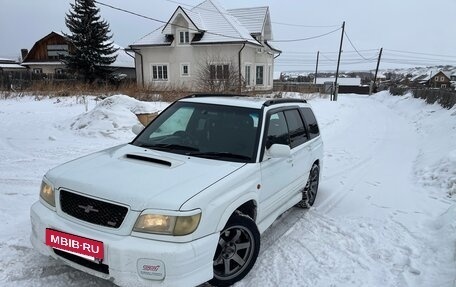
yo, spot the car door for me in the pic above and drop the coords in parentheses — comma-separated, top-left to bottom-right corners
(258, 110, 296, 221)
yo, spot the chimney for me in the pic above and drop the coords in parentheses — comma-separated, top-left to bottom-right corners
(21, 49, 28, 61)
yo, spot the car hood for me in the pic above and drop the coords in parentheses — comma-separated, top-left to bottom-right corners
(45, 144, 245, 211)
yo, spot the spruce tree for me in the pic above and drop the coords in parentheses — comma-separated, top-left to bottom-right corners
(64, 0, 118, 82)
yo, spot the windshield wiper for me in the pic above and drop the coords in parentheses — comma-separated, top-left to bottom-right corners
(138, 143, 199, 152)
(186, 151, 251, 161)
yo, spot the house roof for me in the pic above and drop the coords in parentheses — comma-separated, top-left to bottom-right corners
(132, 0, 264, 47)
(22, 31, 65, 62)
(111, 44, 135, 68)
(0, 63, 26, 69)
(430, 70, 452, 79)
(0, 57, 17, 63)
(227, 6, 268, 35)
(162, 6, 206, 34)
(22, 31, 133, 68)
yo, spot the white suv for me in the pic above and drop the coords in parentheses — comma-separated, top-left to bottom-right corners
(30, 95, 323, 287)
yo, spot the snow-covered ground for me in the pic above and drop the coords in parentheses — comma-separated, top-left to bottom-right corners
(0, 92, 455, 287)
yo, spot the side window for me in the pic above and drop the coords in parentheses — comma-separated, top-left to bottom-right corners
(301, 108, 320, 139)
(265, 112, 289, 149)
(284, 109, 308, 148)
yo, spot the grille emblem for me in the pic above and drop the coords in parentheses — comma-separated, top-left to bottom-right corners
(78, 204, 99, 213)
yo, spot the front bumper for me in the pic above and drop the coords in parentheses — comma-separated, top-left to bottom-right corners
(30, 201, 218, 287)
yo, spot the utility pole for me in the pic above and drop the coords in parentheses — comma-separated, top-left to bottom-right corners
(333, 21, 345, 101)
(314, 51, 319, 84)
(372, 47, 383, 93)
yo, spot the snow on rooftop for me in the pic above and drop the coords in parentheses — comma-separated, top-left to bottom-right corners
(0, 63, 26, 69)
(0, 57, 16, 62)
(132, 0, 262, 46)
(227, 6, 268, 35)
(111, 44, 134, 68)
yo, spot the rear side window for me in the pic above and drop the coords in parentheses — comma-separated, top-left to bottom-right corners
(284, 109, 308, 148)
(301, 108, 320, 139)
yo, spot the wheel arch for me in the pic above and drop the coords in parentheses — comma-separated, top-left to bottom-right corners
(216, 194, 258, 231)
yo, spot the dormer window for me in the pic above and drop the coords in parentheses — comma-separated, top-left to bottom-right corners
(179, 31, 190, 44)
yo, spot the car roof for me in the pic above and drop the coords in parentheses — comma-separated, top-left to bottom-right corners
(179, 95, 309, 109)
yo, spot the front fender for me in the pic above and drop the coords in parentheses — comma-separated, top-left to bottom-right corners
(215, 192, 258, 231)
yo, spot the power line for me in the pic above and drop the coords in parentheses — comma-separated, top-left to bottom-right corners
(382, 51, 456, 62)
(270, 27, 341, 42)
(96, 0, 341, 45)
(95, 0, 259, 43)
(384, 49, 456, 59)
(343, 30, 377, 61)
(282, 49, 379, 55)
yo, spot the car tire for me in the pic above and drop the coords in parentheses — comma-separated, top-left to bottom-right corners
(296, 164, 320, 208)
(209, 212, 260, 287)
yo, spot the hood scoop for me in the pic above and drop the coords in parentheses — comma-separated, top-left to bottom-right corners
(125, 154, 172, 167)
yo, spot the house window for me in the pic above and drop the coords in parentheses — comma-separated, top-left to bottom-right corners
(181, 63, 190, 77)
(210, 64, 229, 80)
(33, 68, 42, 74)
(435, 76, 439, 81)
(55, 68, 64, 75)
(256, 66, 264, 85)
(245, 65, 251, 86)
(47, 44, 68, 60)
(442, 84, 447, 88)
(268, 65, 272, 86)
(440, 76, 445, 81)
(152, 64, 168, 81)
(179, 31, 190, 44)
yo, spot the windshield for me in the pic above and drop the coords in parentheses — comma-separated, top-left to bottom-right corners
(132, 101, 261, 163)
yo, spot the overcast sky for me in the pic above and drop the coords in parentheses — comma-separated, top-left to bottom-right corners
(1, 0, 456, 73)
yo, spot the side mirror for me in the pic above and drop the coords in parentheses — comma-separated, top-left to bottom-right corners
(268, 144, 291, 158)
(132, 124, 144, 135)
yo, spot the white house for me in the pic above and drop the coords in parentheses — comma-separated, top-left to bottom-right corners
(129, 0, 280, 91)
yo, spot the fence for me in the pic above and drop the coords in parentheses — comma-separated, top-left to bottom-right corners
(389, 87, 456, 109)
(273, 82, 322, 93)
(0, 70, 136, 92)
(0, 70, 78, 90)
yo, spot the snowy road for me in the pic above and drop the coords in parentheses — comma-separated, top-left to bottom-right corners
(0, 93, 455, 286)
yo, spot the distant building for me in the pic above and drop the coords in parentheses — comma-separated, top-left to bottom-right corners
(21, 31, 135, 79)
(0, 58, 26, 72)
(428, 71, 451, 89)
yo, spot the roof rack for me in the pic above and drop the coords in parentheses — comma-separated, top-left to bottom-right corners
(263, 98, 307, 106)
(183, 94, 248, 99)
(182, 94, 307, 106)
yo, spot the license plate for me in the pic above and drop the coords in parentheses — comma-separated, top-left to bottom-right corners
(46, 229, 104, 261)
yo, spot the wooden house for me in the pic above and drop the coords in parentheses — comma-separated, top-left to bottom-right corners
(21, 31, 135, 79)
(428, 71, 451, 89)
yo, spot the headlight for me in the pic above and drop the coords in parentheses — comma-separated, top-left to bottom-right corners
(133, 212, 201, 236)
(40, 180, 55, 207)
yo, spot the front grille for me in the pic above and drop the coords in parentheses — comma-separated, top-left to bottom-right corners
(53, 248, 109, 274)
(60, 190, 128, 229)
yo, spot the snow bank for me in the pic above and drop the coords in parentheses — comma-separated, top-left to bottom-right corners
(418, 150, 456, 197)
(63, 95, 167, 138)
(373, 91, 456, 200)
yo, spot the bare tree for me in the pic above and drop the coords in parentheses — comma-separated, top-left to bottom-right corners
(195, 56, 244, 93)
